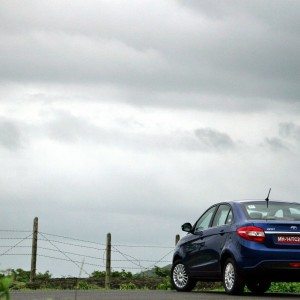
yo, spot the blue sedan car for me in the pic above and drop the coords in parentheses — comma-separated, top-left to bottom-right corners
(171, 200, 300, 295)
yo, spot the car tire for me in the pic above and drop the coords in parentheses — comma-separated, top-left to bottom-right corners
(247, 280, 271, 295)
(223, 258, 245, 295)
(171, 260, 196, 292)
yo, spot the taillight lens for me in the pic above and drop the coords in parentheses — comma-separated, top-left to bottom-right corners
(289, 262, 300, 268)
(237, 226, 265, 243)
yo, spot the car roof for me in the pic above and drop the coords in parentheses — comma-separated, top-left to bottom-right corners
(227, 199, 300, 205)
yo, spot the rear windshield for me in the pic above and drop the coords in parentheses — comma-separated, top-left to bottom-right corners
(242, 201, 300, 221)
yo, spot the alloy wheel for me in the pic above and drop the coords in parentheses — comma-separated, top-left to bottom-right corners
(173, 263, 189, 289)
(224, 262, 235, 291)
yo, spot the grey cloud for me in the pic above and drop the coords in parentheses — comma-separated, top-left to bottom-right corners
(261, 122, 300, 152)
(279, 122, 300, 141)
(47, 111, 98, 143)
(0, 119, 22, 150)
(182, 0, 300, 35)
(1, 0, 300, 277)
(264, 137, 289, 152)
(47, 111, 237, 153)
(0, 1, 299, 111)
(194, 128, 235, 150)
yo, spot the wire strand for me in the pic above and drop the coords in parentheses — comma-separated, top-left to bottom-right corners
(0, 237, 32, 240)
(37, 254, 146, 270)
(39, 232, 105, 246)
(112, 243, 173, 249)
(39, 232, 90, 277)
(0, 230, 32, 233)
(0, 233, 32, 257)
(144, 249, 173, 270)
(38, 247, 103, 260)
(0, 253, 31, 256)
(39, 231, 173, 249)
(38, 254, 105, 268)
(0, 245, 170, 263)
(112, 246, 146, 271)
(37, 238, 106, 251)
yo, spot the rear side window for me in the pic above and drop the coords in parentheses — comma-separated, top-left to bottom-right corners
(212, 205, 232, 227)
(242, 202, 300, 221)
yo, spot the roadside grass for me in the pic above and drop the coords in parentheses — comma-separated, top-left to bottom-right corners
(269, 282, 300, 293)
(2, 268, 300, 294)
(210, 282, 300, 294)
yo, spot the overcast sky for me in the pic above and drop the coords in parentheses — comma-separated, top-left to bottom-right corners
(1, 0, 300, 276)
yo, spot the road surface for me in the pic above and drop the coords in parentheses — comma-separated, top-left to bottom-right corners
(11, 290, 300, 300)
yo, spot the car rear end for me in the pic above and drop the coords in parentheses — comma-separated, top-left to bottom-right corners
(235, 201, 300, 281)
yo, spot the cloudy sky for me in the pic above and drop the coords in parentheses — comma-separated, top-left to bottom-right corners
(1, 0, 300, 275)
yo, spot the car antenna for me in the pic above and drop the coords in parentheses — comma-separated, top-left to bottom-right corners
(265, 188, 271, 208)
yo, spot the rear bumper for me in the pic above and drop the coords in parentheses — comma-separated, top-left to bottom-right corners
(241, 260, 300, 281)
(235, 240, 300, 281)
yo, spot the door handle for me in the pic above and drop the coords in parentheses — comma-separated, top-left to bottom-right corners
(219, 229, 225, 235)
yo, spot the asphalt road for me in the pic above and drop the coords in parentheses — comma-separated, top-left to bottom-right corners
(10, 290, 300, 300)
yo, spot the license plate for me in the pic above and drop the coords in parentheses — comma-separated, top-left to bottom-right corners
(277, 235, 300, 244)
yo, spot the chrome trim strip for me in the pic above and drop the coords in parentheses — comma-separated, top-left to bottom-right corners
(265, 231, 300, 234)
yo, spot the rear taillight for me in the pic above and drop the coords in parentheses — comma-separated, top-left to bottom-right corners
(237, 226, 265, 243)
(289, 262, 300, 268)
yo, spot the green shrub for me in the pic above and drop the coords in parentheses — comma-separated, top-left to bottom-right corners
(119, 282, 137, 290)
(90, 271, 106, 279)
(0, 276, 12, 299)
(269, 282, 300, 293)
(77, 281, 90, 290)
(112, 270, 133, 279)
(9, 281, 26, 291)
(156, 277, 172, 290)
(36, 271, 52, 281)
(11, 269, 30, 283)
(154, 266, 170, 278)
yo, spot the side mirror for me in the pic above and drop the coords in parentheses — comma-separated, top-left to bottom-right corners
(181, 222, 193, 233)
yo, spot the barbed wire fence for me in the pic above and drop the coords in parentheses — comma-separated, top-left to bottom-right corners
(0, 218, 180, 288)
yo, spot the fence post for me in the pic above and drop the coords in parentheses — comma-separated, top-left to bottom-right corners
(30, 217, 38, 283)
(175, 234, 180, 246)
(105, 233, 111, 289)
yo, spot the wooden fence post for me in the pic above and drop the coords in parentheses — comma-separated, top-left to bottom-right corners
(30, 217, 38, 283)
(105, 233, 111, 289)
(175, 234, 180, 246)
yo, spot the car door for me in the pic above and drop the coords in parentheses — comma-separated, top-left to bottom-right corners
(188, 204, 233, 278)
(184, 205, 217, 275)
(198, 204, 233, 277)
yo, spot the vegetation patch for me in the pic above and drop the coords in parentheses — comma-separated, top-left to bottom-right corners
(269, 282, 300, 293)
(1, 267, 300, 294)
(0, 275, 12, 300)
